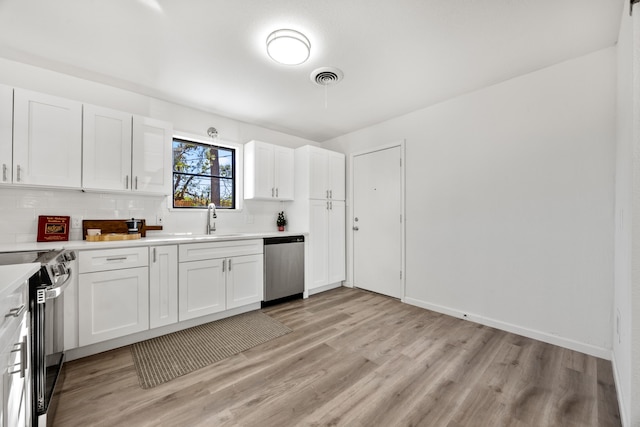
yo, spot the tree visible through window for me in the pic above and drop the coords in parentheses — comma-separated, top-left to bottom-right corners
(172, 138, 235, 209)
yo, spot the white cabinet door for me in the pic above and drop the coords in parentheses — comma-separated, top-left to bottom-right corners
(309, 200, 330, 289)
(82, 105, 132, 191)
(308, 148, 329, 200)
(273, 145, 294, 200)
(2, 315, 28, 427)
(149, 245, 178, 329)
(244, 140, 294, 200)
(0, 84, 12, 184)
(132, 116, 172, 195)
(226, 254, 263, 309)
(328, 201, 346, 284)
(13, 89, 82, 188)
(178, 259, 226, 321)
(78, 267, 149, 346)
(328, 151, 346, 201)
(244, 140, 274, 199)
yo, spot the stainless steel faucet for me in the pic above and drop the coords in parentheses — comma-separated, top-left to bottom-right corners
(206, 203, 217, 234)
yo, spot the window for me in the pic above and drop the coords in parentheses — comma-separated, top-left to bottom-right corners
(172, 137, 236, 209)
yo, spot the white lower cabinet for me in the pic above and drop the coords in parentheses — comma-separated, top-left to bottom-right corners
(178, 258, 226, 321)
(72, 240, 264, 353)
(308, 200, 346, 290)
(78, 248, 149, 346)
(149, 245, 178, 329)
(1, 306, 29, 427)
(178, 240, 264, 321)
(226, 254, 263, 309)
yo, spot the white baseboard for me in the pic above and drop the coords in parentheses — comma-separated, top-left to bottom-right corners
(611, 353, 628, 427)
(404, 297, 611, 360)
(308, 282, 342, 296)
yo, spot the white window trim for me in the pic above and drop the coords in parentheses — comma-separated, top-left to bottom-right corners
(169, 130, 244, 213)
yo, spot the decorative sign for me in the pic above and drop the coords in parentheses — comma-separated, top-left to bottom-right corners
(37, 216, 70, 242)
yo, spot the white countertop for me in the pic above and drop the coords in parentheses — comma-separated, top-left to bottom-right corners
(0, 230, 307, 253)
(0, 263, 40, 298)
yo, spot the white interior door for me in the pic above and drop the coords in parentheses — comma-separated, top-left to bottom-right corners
(353, 145, 403, 298)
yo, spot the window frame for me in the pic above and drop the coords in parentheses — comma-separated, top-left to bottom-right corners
(170, 131, 243, 212)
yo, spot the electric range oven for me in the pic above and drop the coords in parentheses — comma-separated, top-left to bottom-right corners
(0, 249, 76, 427)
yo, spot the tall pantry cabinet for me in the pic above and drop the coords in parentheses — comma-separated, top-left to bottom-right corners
(291, 145, 346, 294)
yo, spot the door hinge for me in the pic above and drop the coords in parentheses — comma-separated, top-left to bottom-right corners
(400, 271, 403, 279)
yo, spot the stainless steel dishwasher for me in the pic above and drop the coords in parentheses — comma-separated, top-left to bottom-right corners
(263, 235, 304, 306)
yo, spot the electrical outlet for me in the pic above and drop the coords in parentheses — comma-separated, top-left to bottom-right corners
(71, 216, 83, 229)
(156, 213, 164, 225)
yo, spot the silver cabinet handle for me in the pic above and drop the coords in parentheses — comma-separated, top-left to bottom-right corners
(271, 187, 274, 197)
(16, 164, 21, 182)
(2, 163, 6, 181)
(5, 304, 26, 318)
(326, 201, 329, 210)
(228, 259, 232, 271)
(330, 201, 333, 210)
(330, 190, 332, 199)
(135, 176, 138, 190)
(153, 248, 157, 263)
(326, 190, 329, 198)
(106, 257, 127, 262)
(275, 188, 278, 198)
(222, 259, 226, 272)
(126, 175, 129, 189)
(9, 338, 27, 378)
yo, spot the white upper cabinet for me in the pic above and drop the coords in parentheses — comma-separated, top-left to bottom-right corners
(328, 151, 346, 201)
(132, 116, 173, 195)
(13, 89, 82, 188)
(244, 140, 294, 200)
(0, 84, 12, 184)
(84, 108, 171, 195)
(295, 145, 345, 201)
(82, 104, 133, 191)
(273, 144, 294, 199)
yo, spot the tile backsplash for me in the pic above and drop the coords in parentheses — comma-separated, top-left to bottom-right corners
(0, 187, 288, 245)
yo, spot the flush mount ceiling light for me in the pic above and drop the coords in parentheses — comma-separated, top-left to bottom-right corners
(266, 29, 310, 65)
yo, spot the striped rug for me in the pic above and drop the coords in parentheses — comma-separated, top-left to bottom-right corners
(130, 311, 292, 389)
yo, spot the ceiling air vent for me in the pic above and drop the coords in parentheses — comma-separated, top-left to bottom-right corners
(310, 67, 344, 86)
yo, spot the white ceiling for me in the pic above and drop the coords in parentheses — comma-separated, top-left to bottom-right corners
(0, 0, 624, 142)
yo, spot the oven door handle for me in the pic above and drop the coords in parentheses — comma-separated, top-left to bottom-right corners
(44, 270, 72, 300)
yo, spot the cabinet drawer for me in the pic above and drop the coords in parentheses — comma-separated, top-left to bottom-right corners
(179, 239, 263, 263)
(79, 246, 148, 273)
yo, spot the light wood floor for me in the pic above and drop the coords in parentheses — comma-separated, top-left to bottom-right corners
(54, 287, 621, 426)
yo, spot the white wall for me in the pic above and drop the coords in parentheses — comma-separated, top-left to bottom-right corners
(0, 58, 317, 244)
(325, 47, 616, 359)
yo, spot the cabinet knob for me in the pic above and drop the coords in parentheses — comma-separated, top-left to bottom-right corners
(353, 226, 359, 231)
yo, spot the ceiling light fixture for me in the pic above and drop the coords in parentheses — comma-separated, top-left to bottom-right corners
(266, 29, 310, 65)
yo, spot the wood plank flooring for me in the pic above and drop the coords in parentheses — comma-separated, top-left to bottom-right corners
(54, 287, 621, 426)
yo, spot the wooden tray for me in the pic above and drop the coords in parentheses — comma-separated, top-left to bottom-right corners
(82, 219, 147, 239)
(86, 233, 141, 242)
